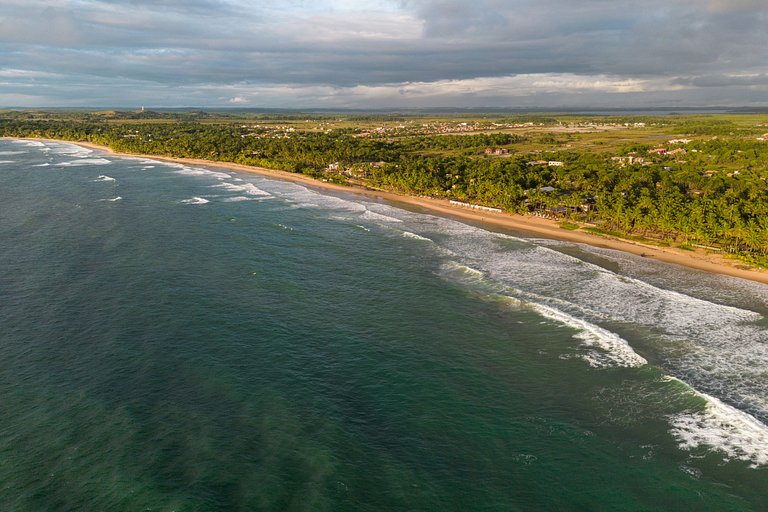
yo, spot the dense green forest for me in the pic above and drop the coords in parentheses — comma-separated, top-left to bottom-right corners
(2, 110, 768, 266)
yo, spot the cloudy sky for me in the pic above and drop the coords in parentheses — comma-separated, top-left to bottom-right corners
(2, 0, 767, 108)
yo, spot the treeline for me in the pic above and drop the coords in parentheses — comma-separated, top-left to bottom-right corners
(367, 151, 768, 256)
(2, 115, 767, 265)
(398, 133, 522, 152)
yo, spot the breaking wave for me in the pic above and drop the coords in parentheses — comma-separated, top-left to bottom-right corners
(181, 197, 210, 205)
(14, 140, 46, 147)
(213, 182, 271, 196)
(221, 196, 257, 202)
(172, 166, 231, 180)
(57, 158, 112, 167)
(360, 210, 403, 224)
(529, 302, 647, 368)
(669, 381, 768, 468)
(402, 231, 433, 242)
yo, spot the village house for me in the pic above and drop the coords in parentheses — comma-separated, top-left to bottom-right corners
(611, 156, 640, 166)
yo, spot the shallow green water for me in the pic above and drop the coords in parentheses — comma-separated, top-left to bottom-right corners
(1, 140, 767, 510)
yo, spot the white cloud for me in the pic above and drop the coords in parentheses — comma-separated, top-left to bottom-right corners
(704, 0, 766, 12)
(338, 74, 689, 102)
(0, 0, 767, 107)
(0, 69, 61, 79)
(184, 73, 694, 109)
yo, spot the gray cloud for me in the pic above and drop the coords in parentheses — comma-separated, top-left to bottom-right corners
(675, 73, 768, 88)
(1, 0, 767, 107)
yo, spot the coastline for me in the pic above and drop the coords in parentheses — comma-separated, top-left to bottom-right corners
(9, 137, 768, 285)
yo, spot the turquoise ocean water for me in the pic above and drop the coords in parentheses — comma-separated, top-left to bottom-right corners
(1, 139, 767, 510)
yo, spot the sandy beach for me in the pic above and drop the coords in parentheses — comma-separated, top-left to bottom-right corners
(11, 137, 768, 285)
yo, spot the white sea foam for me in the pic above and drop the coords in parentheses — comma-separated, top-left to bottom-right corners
(221, 196, 258, 202)
(99, 196, 122, 202)
(181, 197, 210, 205)
(93, 175, 116, 182)
(588, 244, 768, 313)
(0, 160, 16, 164)
(172, 166, 206, 176)
(288, 202, 320, 209)
(528, 302, 647, 368)
(438, 262, 504, 294)
(57, 158, 112, 167)
(223, 177, 366, 214)
(33, 163, 50, 167)
(213, 182, 244, 191)
(424, 217, 768, 407)
(402, 231, 433, 242)
(213, 182, 271, 196)
(0, 150, 25, 155)
(445, 274, 628, 369)
(120, 157, 159, 170)
(363, 209, 768, 466)
(172, 166, 231, 180)
(360, 209, 403, 224)
(458, 265, 483, 277)
(314, 195, 367, 212)
(669, 384, 768, 468)
(15, 140, 46, 147)
(275, 185, 367, 213)
(48, 144, 93, 158)
(123, 157, 160, 165)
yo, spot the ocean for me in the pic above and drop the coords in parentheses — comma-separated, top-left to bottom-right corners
(1, 138, 767, 511)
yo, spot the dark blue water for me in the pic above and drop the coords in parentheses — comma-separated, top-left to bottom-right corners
(1, 139, 767, 510)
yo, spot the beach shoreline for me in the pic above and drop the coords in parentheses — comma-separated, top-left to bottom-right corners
(8, 137, 768, 285)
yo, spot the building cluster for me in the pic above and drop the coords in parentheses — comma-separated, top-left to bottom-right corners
(241, 125, 297, 139)
(611, 155, 646, 166)
(611, 145, 691, 167)
(526, 160, 564, 167)
(449, 200, 502, 213)
(352, 120, 547, 138)
(647, 147, 687, 156)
